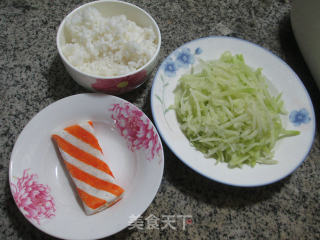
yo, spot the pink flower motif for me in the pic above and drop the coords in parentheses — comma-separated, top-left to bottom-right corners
(92, 70, 147, 94)
(110, 103, 162, 161)
(11, 169, 56, 224)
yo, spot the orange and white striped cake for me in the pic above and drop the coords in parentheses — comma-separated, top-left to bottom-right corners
(52, 121, 124, 215)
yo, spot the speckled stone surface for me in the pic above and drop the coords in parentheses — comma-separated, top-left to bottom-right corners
(1, 0, 319, 239)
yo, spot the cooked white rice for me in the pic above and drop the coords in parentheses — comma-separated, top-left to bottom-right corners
(61, 7, 157, 77)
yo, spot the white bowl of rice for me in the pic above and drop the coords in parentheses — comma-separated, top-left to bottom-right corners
(56, 0, 161, 94)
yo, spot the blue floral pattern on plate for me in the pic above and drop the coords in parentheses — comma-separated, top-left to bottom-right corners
(175, 48, 195, 69)
(195, 47, 203, 55)
(289, 108, 311, 126)
(162, 57, 178, 77)
(162, 47, 203, 77)
(156, 46, 203, 119)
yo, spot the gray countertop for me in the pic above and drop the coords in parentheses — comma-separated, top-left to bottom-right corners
(1, 0, 319, 239)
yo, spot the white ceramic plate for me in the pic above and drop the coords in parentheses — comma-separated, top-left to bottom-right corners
(9, 93, 164, 240)
(151, 36, 315, 187)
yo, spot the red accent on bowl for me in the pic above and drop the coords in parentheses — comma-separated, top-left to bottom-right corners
(92, 70, 147, 94)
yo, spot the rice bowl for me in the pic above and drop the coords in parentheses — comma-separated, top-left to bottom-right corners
(56, 0, 161, 94)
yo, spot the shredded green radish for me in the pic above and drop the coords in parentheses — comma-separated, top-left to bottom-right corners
(173, 51, 299, 168)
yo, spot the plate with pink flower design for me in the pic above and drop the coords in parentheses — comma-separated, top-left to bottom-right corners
(9, 93, 164, 240)
(151, 36, 315, 187)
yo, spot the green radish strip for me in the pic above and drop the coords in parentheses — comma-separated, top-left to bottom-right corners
(173, 51, 299, 168)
